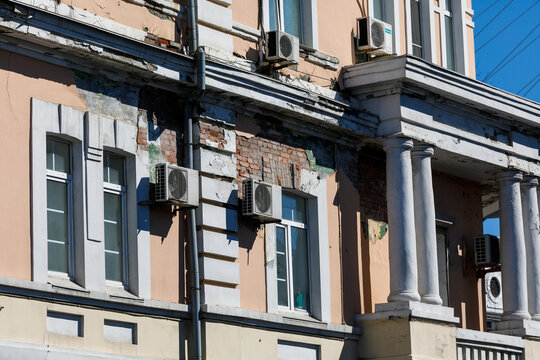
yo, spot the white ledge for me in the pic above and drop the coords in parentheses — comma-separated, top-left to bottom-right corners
(355, 301, 460, 324)
(493, 319, 540, 338)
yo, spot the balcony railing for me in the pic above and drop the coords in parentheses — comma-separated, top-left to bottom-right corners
(456, 328, 524, 360)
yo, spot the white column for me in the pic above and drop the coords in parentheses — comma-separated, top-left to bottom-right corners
(412, 145, 443, 305)
(384, 137, 421, 302)
(521, 176, 540, 320)
(498, 171, 530, 320)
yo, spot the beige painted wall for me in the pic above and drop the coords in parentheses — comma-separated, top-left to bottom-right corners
(0, 49, 87, 281)
(0, 294, 182, 359)
(238, 222, 267, 313)
(203, 320, 357, 360)
(150, 205, 183, 303)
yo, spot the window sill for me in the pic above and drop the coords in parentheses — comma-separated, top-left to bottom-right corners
(48, 276, 89, 294)
(105, 286, 142, 302)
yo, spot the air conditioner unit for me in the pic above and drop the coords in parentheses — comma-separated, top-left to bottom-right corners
(356, 17, 393, 56)
(242, 179, 282, 222)
(155, 163, 199, 207)
(265, 30, 299, 65)
(474, 235, 500, 266)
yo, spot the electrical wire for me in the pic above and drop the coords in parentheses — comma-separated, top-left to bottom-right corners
(517, 73, 540, 95)
(523, 78, 540, 97)
(476, 1, 539, 53)
(475, 0, 515, 39)
(474, 0, 501, 21)
(482, 28, 539, 82)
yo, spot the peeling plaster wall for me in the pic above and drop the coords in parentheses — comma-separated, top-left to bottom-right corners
(0, 50, 87, 281)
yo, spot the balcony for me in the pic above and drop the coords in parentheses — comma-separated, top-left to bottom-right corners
(456, 328, 524, 360)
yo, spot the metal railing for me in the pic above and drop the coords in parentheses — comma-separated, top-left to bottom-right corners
(456, 328, 524, 360)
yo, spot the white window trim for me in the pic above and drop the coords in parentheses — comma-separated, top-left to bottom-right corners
(262, 0, 318, 49)
(265, 172, 330, 323)
(369, 0, 401, 54)
(32, 99, 85, 285)
(31, 98, 150, 298)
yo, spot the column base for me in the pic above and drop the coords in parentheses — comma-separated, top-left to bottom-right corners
(421, 294, 443, 306)
(387, 291, 421, 303)
(355, 301, 459, 324)
(493, 319, 540, 338)
(502, 310, 532, 321)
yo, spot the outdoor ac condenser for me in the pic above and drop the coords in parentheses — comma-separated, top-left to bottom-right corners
(155, 163, 199, 208)
(266, 30, 300, 65)
(242, 179, 282, 222)
(356, 17, 393, 56)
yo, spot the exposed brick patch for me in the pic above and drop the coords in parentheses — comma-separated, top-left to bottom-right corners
(197, 121, 229, 150)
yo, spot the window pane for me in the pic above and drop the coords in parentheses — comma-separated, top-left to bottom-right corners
(283, 0, 302, 39)
(276, 226, 286, 252)
(106, 252, 123, 282)
(105, 223, 123, 252)
(269, 0, 279, 30)
(46, 139, 54, 170)
(104, 193, 122, 222)
(48, 241, 68, 273)
(47, 180, 68, 212)
(47, 211, 69, 242)
(373, 0, 384, 20)
(105, 153, 124, 186)
(282, 194, 306, 223)
(410, 0, 422, 58)
(278, 279, 289, 307)
(53, 141, 70, 173)
(291, 227, 309, 311)
(445, 15, 455, 71)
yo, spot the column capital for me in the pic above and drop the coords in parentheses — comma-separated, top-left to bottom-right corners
(497, 171, 523, 183)
(521, 176, 539, 188)
(411, 144, 435, 158)
(383, 137, 414, 151)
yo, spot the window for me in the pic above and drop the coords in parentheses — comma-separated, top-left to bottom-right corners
(442, 0, 455, 71)
(266, 0, 317, 47)
(277, 194, 310, 312)
(103, 152, 127, 286)
(46, 139, 73, 276)
(410, 0, 423, 58)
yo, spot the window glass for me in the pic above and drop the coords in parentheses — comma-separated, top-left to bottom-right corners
(411, 0, 423, 58)
(104, 192, 124, 282)
(373, 0, 384, 21)
(276, 226, 289, 307)
(269, 0, 279, 30)
(282, 194, 306, 223)
(47, 139, 70, 173)
(104, 153, 125, 186)
(444, 0, 452, 12)
(445, 15, 455, 71)
(283, 0, 302, 40)
(291, 227, 309, 311)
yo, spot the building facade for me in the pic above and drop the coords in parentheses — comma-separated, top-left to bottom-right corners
(0, 0, 539, 359)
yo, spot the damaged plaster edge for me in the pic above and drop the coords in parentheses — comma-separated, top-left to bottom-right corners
(11, 0, 148, 41)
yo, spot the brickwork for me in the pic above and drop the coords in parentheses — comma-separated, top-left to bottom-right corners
(198, 121, 230, 151)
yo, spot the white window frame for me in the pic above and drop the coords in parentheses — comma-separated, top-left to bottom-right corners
(46, 139, 74, 279)
(103, 153, 129, 288)
(276, 200, 311, 313)
(265, 171, 330, 322)
(262, 0, 318, 49)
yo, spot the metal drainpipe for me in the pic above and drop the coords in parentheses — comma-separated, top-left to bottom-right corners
(186, 1, 204, 359)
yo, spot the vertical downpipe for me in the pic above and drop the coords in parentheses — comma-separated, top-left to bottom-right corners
(186, 1, 204, 359)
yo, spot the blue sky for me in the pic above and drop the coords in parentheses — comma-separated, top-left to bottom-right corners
(473, 0, 539, 236)
(473, 0, 540, 102)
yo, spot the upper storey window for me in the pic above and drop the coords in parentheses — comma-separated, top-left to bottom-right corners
(265, 0, 318, 48)
(441, 0, 455, 71)
(373, 0, 385, 21)
(410, 0, 423, 58)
